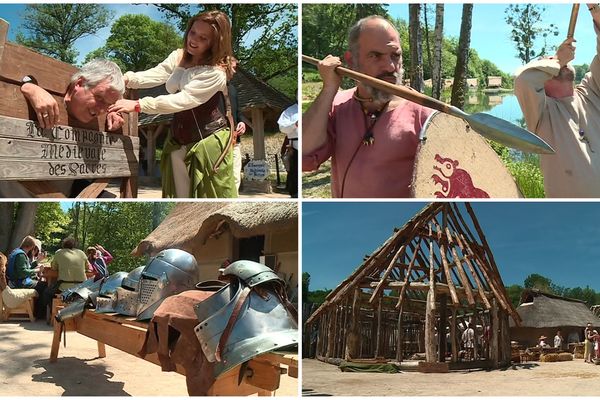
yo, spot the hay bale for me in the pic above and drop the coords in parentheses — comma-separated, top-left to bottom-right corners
(558, 353, 573, 361)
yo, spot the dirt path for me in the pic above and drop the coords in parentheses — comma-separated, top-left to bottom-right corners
(0, 320, 296, 396)
(302, 358, 600, 396)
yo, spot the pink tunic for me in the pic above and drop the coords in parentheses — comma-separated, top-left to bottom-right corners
(303, 88, 433, 198)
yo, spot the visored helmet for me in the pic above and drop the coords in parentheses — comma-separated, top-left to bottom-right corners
(122, 266, 144, 291)
(136, 249, 200, 320)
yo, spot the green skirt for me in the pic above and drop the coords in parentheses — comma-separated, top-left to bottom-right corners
(160, 128, 237, 198)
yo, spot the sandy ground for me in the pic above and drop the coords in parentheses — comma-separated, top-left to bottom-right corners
(0, 319, 297, 396)
(302, 358, 600, 396)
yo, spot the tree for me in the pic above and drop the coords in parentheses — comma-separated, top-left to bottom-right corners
(156, 4, 298, 98)
(450, 4, 473, 108)
(574, 64, 590, 83)
(506, 284, 524, 307)
(16, 4, 113, 64)
(504, 4, 559, 65)
(431, 4, 445, 99)
(523, 273, 553, 292)
(408, 4, 424, 92)
(84, 14, 182, 72)
(34, 203, 70, 253)
(302, 272, 310, 303)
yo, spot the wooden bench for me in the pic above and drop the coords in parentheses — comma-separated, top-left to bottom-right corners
(0, 18, 139, 198)
(49, 310, 297, 396)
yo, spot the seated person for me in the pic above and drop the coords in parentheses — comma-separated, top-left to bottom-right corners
(6, 235, 48, 319)
(51, 236, 91, 291)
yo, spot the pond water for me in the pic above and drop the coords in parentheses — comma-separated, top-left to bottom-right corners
(463, 91, 524, 126)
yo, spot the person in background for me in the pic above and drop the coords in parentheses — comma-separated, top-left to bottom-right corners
(554, 330, 564, 350)
(6, 235, 48, 319)
(86, 244, 113, 280)
(584, 323, 594, 363)
(226, 57, 248, 193)
(51, 237, 91, 291)
(278, 103, 298, 198)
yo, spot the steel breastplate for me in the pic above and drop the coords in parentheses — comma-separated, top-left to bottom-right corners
(193, 279, 298, 377)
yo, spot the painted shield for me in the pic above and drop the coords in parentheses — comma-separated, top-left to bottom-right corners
(411, 112, 522, 198)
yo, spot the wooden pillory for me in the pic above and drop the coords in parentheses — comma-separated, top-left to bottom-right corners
(0, 19, 139, 198)
(305, 202, 522, 371)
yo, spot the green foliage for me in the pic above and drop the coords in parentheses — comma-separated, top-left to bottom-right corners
(506, 284, 524, 308)
(34, 203, 70, 253)
(307, 289, 332, 305)
(64, 202, 175, 273)
(155, 4, 298, 99)
(302, 272, 310, 303)
(524, 273, 553, 292)
(504, 4, 559, 65)
(574, 63, 590, 83)
(489, 141, 545, 198)
(302, 4, 389, 60)
(84, 14, 182, 72)
(16, 4, 113, 64)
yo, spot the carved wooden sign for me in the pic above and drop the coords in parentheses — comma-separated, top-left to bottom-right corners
(0, 115, 139, 181)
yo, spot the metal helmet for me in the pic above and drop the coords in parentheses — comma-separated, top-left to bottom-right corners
(136, 249, 200, 321)
(61, 277, 102, 303)
(222, 260, 283, 287)
(122, 266, 144, 291)
(99, 271, 128, 296)
(194, 273, 298, 377)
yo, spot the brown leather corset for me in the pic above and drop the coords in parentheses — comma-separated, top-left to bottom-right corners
(172, 92, 228, 146)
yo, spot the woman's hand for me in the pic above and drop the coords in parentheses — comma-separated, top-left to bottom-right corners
(21, 83, 60, 129)
(108, 99, 138, 114)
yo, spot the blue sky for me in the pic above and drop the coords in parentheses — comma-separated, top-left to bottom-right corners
(388, 4, 596, 74)
(303, 202, 600, 292)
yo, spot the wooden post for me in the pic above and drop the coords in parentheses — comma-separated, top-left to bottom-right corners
(250, 107, 265, 160)
(437, 294, 447, 362)
(345, 287, 361, 360)
(490, 298, 499, 368)
(326, 308, 335, 358)
(451, 308, 458, 362)
(500, 311, 510, 367)
(396, 306, 404, 361)
(425, 288, 436, 362)
(374, 297, 383, 358)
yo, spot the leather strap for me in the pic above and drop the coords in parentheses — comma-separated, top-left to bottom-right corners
(215, 285, 251, 362)
(212, 86, 236, 173)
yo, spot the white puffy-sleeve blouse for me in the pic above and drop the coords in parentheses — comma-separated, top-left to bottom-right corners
(124, 49, 227, 115)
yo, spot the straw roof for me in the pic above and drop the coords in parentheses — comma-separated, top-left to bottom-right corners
(132, 202, 297, 256)
(510, 289, 600, 328)
(306, 202, 521, 326)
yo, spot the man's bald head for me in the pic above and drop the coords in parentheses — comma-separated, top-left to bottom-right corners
(346, 15, 403, 103)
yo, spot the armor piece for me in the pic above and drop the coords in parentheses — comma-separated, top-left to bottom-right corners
(222, 260, 283, 287)
(136, 249, 200, 321)
(98, 271, 128, 296)
(113, 287, 139, 316)
(61, 278, 102, 303)
(194, 262, 298, 377)
(95, 296, 117, 313)
(56, 299, 87, 322)
(122, 266, 144, 291)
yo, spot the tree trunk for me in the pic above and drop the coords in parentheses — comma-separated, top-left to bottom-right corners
(409, 4, 424, 92)
(432, 4, 445, 99)
(450, 3, 473, 108)
(10, 203, 38, 250)
(0, 203, 15, 253)
(423, 5, 433, 80)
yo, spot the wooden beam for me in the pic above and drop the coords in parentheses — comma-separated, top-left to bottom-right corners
(369, 242, 409, 304)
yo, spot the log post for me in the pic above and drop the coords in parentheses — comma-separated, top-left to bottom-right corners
(451, 308, 458, 362)
(437, 294, 447, 362)
(396, 306, 404, 361)
(345, 287, 361, 360)
(326, 309, 335, 358)
(425, 288, 436, 362)
(490, 298, 499, 368)
(374, 296, 383, 358)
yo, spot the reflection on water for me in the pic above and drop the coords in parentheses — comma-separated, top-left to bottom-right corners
(463, 91, 524, 126)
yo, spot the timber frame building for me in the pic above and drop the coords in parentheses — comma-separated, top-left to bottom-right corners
(306, 203, 521, 370)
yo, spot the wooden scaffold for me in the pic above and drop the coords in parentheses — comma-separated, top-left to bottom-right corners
(305, 202, 522, 371)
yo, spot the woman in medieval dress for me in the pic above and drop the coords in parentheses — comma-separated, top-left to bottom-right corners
(109, 10, 237, 198)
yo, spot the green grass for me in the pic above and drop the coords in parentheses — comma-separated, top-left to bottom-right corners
(302, 160, 332, 198)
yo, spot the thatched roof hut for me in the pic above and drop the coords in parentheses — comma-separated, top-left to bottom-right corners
(306, 203, 519, 370)
(133, 202, 298, 295)
(509, 289, 600, 346)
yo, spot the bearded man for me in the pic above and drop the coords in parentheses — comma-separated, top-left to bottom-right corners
(302, 15, 434, 198)
(514, 4, 600, 197)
